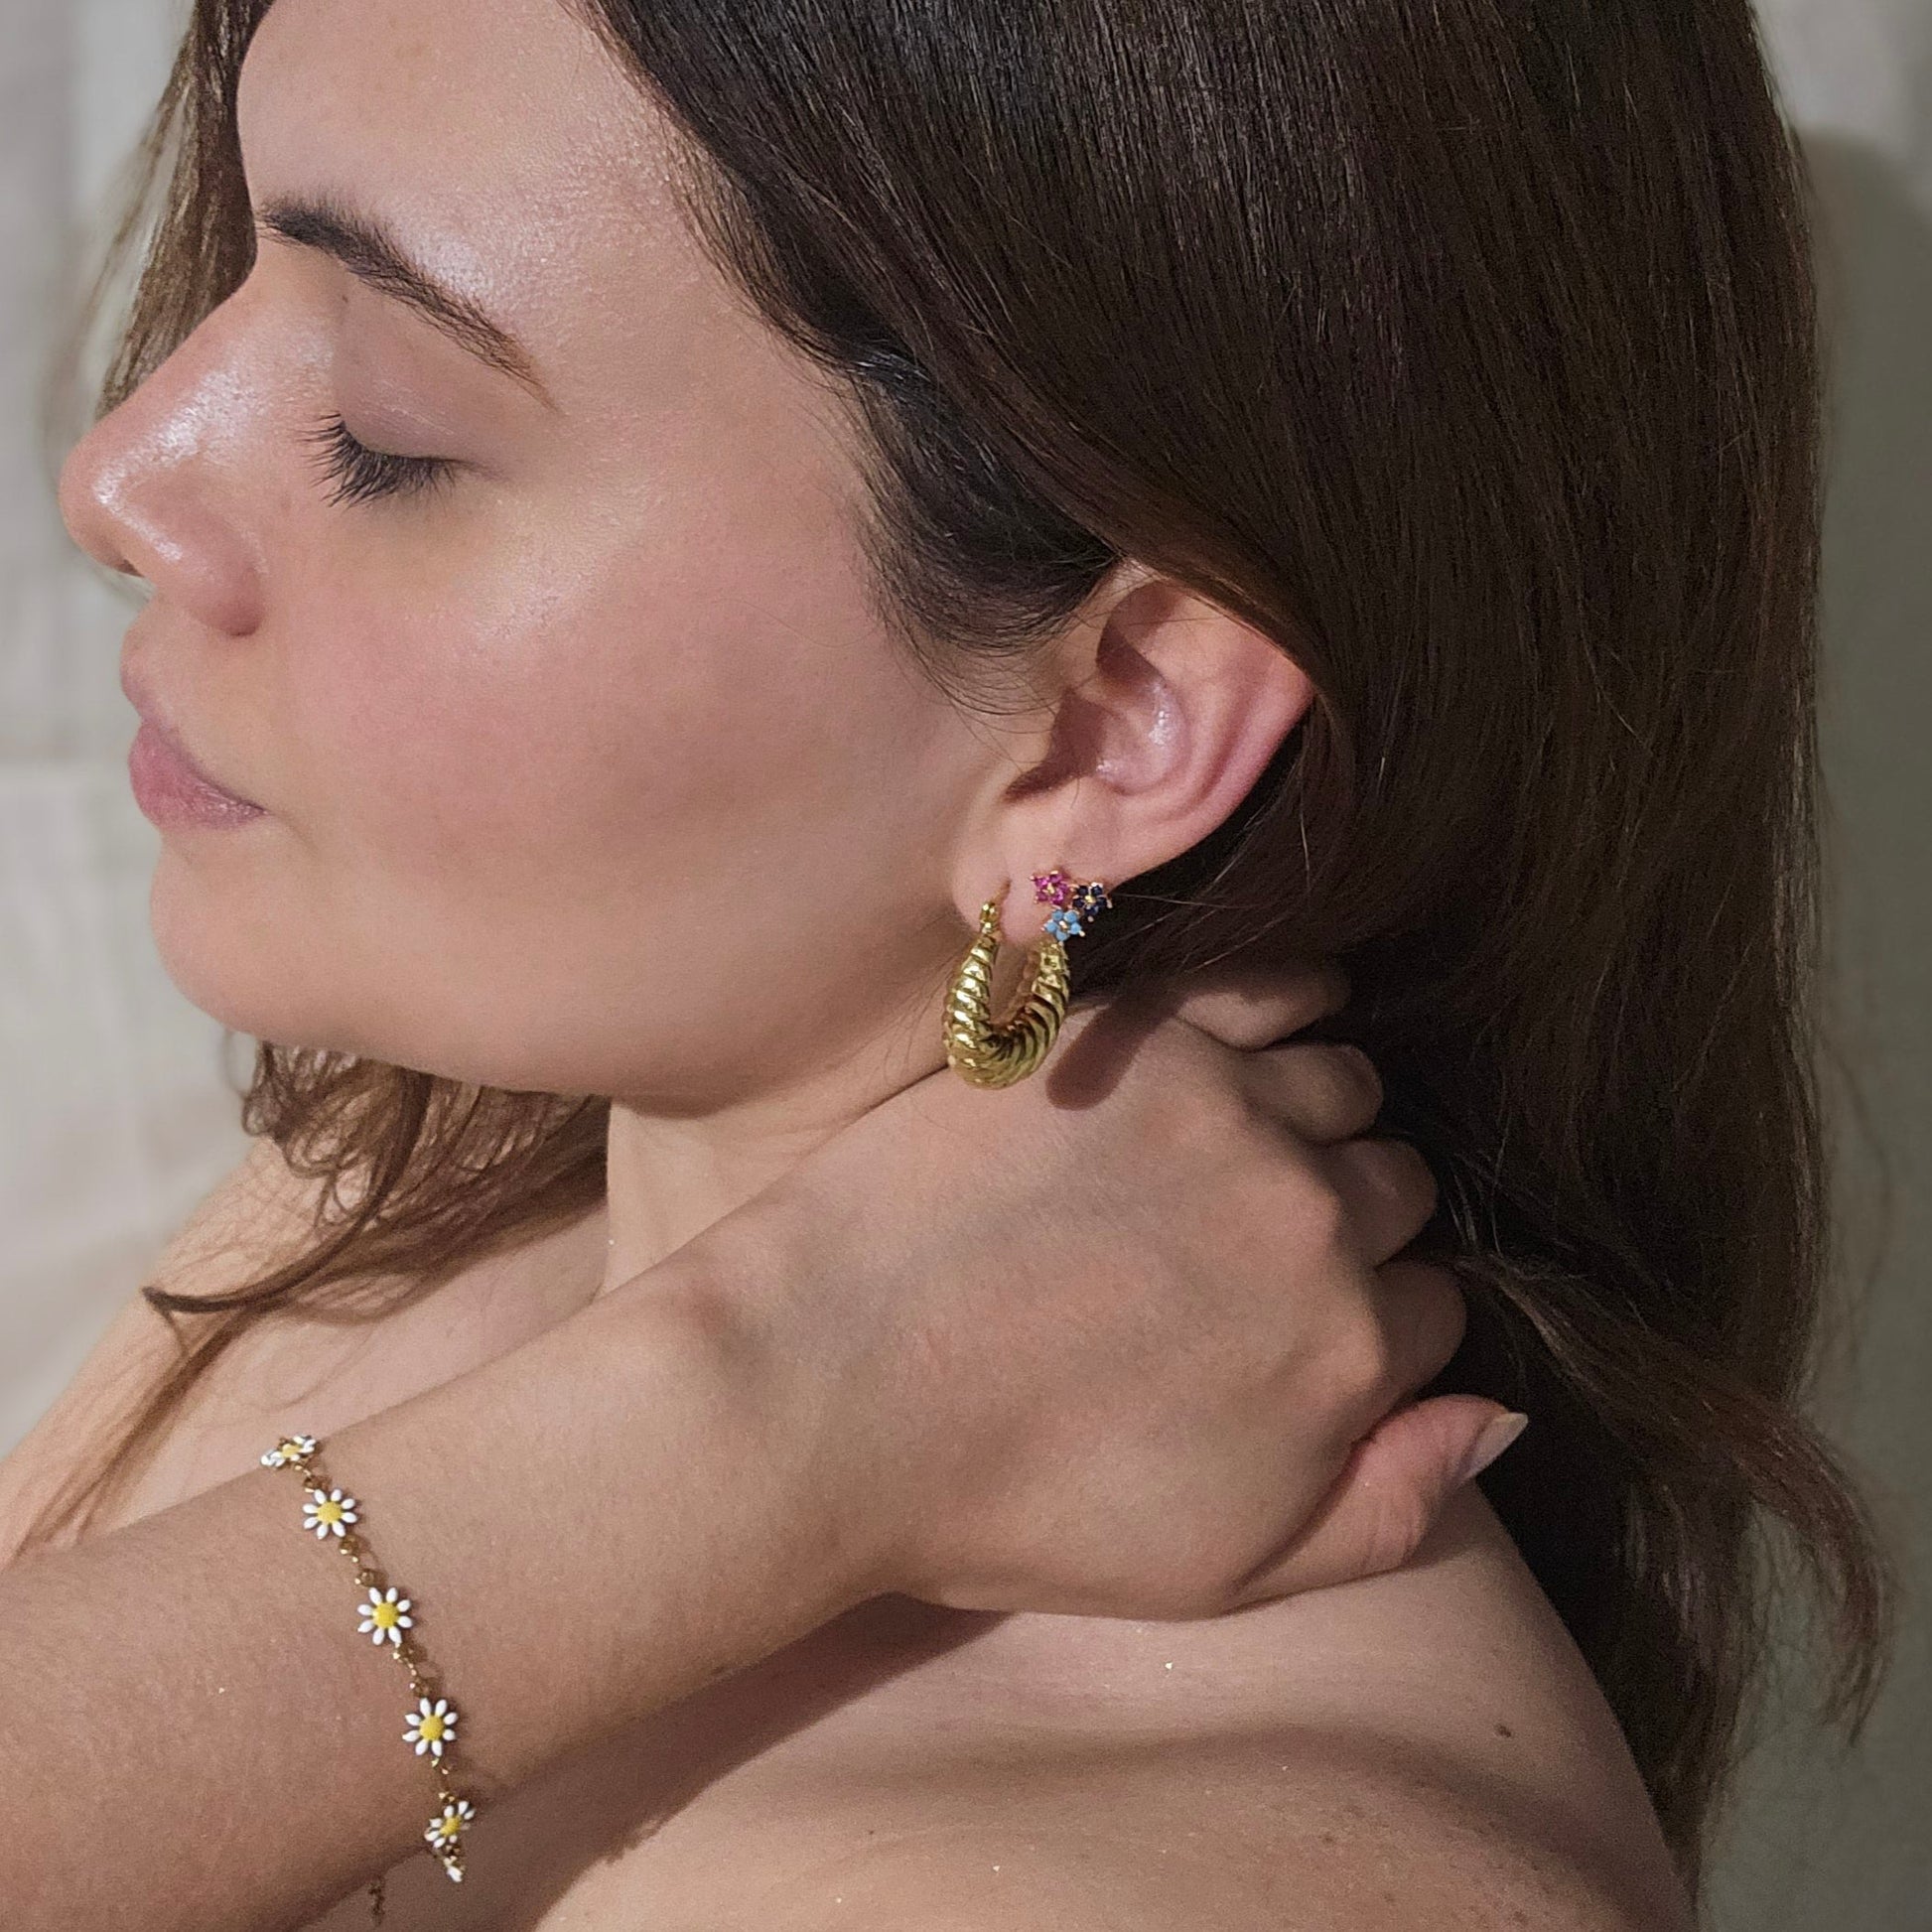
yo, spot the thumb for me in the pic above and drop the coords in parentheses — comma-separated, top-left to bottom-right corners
(1227, 1397, 1528, 1608)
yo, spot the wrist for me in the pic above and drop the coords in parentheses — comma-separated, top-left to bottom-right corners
(598, 1221, 894, 1657)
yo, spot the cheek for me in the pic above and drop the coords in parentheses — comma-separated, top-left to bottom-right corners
(295, 512, 908, 893)
(251, 502, 970, 1091)
(295, 594, 681, 886)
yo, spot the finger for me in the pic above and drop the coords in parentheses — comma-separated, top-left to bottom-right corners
(1237, 1040, 1382, 1144)
(1162, 960, 1350, 1050)
(1365, 1255, 1469, 1408)
(1315, 1135, 1439, 1264)
(1225, 1396, 1529, 1605)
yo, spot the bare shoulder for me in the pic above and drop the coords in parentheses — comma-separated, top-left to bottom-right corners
(718, 1485, 1694, 1932)
(0, 1137, 324, 1559)
(746, 1751, 1669, 1932)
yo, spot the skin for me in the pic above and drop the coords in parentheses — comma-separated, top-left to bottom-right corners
(61, 0, 1312, 1293)
(34, 0, 1694, 1924)
(0, 978, 1564, 1932)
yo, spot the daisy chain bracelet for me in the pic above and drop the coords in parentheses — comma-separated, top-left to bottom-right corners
(260, 1431, 478, 1922)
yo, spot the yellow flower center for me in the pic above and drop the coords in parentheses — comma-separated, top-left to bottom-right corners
(372, 1602, 399, 1626)
(420, 1714, 446, 1741)
(316, 1499, 344, 1524)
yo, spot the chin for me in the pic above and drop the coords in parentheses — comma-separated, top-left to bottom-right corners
(148, 890, 569, 1098)
(146, 849, 368, 1059)
(145, 846, 648, 1097)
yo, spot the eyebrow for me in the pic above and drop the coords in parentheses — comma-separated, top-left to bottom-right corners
(255, 190, 556, 409)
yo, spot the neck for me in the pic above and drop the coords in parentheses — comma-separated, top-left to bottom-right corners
(595, 1022, 950, 1300)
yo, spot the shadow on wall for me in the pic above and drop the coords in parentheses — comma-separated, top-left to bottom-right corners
(1807, 131, 1932, 1343)
(1707, 131, 1932, 1932)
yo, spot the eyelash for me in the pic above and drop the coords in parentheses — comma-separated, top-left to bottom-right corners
(301, 413, 458, 506)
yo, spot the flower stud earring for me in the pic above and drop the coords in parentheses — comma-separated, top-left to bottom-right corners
(944, 867, 1114, 1087)
(1033, 868, 1114, 942)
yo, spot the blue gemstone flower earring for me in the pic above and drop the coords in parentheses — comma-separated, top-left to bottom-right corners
(943, 867, 1115, 1087)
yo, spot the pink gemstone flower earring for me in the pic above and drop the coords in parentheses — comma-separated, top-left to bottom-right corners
(943, 867, 1114, 1087)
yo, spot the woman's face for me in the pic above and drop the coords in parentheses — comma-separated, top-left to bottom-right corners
(59, 0, 1309, 1117)
(59, 0, 1009, 1106)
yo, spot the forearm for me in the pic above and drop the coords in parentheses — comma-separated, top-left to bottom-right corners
(0, 1250, 870, 1932)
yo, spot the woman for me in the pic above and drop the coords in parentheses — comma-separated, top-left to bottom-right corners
(0, 0, 1894, 1924)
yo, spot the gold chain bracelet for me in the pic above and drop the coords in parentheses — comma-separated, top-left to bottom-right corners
(260, 1431, 479, 1922)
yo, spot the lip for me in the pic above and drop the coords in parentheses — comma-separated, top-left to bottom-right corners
(121, 664, 266, 828)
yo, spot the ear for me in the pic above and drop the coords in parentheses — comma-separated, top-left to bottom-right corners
(953, 566, 1315, 937)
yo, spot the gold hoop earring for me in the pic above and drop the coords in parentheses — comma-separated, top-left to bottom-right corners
(943, 869, 1113, 1087)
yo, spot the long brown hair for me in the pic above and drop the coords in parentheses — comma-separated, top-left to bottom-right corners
(21, 0, 1896, 1904)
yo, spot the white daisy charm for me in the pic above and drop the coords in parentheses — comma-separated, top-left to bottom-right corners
(259, 1434, 317, 1467)
(357, 1585, 414, 1645)
(301, 1486, 358, 1538)
(404, 1695, 459, 1759)
(423, 1797, 476, 1853)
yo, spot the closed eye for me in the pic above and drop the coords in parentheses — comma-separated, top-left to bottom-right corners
(301, 413, 459, 507)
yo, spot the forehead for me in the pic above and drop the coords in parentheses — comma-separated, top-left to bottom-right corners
(235, 0, 772, 419)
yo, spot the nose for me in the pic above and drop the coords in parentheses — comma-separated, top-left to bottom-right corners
(57, 410, 137, 576)
(57, 337, 265, 638)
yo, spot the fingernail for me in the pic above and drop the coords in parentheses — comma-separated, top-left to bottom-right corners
(1461, 1411, 1529, 1483)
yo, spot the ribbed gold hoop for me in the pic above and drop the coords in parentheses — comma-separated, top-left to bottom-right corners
(943, 871, 1111, 1087)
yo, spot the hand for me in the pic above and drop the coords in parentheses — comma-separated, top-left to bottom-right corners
(669, 962, 1522, 1622)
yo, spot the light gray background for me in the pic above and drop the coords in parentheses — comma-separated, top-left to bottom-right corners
(1, 4, 1924, 1924)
